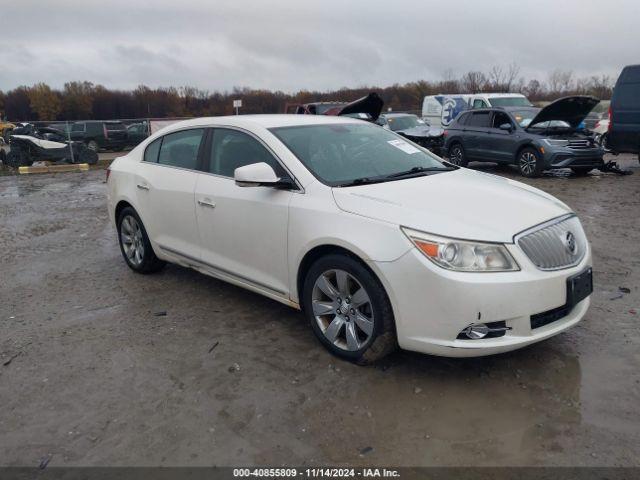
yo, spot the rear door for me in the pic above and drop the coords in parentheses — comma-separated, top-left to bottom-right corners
(134, 128, 206, 261)
(194, 127, 294, 296)
(464, 111, 492, 159)
(610, 66, 640, 153)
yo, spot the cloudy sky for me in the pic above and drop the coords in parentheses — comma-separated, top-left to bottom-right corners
(1, 0, 638, 92)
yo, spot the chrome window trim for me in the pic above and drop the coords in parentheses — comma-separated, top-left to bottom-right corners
(140, 124, 304, 193)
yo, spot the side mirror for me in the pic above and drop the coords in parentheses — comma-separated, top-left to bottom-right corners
(499, 123, 513, 132)
(234, 162, 294, 189)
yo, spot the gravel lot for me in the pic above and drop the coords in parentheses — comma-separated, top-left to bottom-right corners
(0, 154, 639, 467)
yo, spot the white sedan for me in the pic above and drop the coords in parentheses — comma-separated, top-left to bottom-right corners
(107, 115, 592, 363)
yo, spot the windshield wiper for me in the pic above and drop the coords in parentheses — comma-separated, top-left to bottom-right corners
(385, 165, 455, 179)
(337, 177, 388, 187)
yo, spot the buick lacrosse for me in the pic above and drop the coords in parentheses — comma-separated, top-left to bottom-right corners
(107, 115, 592, 363)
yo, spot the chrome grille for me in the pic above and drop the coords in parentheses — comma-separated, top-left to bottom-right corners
(567, 139, 592, 149)
(517, 215, 587, 270)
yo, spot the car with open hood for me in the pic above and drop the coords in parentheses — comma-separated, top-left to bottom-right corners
(443, 96, 605, 177)
(107, 114, 592, 364)
(376, 113, 444, 154)
(284, 92, 384, 122)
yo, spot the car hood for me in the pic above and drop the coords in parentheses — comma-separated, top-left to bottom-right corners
(528, 95, 599, 128)
(332, 169, 571, 243)
(334, 93, 384, 121)
(396, 125, 444, 138)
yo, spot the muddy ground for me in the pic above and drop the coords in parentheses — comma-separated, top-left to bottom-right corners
(0, 154, 639, 467)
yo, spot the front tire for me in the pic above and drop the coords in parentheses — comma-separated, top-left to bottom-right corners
(448, 143, 468, 167)
(302, 254, 397, 364)
(518, 147, 543, 178)
(117, 207, 165, 274)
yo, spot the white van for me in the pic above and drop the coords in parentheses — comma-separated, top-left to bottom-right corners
(422, 93, 531, 127)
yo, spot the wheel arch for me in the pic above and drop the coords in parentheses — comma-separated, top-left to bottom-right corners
(295, 244, 384, 311)
(514, 141, 537, 161)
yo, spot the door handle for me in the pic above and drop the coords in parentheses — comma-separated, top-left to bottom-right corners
(197, 199, 216, 208)
(136, 183, 150, 190)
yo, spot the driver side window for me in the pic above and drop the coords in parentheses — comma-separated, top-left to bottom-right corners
(208, 129, 286, 178)
(491, 112, 512, 129)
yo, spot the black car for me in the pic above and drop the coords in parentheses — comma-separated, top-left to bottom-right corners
(126, 122, 150, 148)
(443, 96, 604, 177)
(70, 121, 128, 152)
(376, 113, 444, 154)
(608, 64, 640, 160)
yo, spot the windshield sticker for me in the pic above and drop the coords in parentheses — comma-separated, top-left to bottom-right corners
(387, 139, 420, 155)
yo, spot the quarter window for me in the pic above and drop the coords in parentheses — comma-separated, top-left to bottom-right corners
(208, 129, 285, 178)
(473, 99, 488, 109)
(467, 112, 491, 128)
(144, 138, 162, 163)
(157, 129, 204, 170)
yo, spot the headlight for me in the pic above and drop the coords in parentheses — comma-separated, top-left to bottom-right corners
(402, 227, 520, 272)
(542, 139, 569, 147)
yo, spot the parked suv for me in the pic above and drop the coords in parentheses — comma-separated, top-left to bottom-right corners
(444, 96, 605, 177)
(70, 121, 128, 152)
(608, 64, 640, 160)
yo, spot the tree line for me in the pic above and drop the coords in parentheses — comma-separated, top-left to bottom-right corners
(0, 66, 615, 122)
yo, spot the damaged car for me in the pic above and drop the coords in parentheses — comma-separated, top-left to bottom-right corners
(5, 123, 98, 168)
(376, 113, 444, 154)
(285, 92, 384, 122)
(444, 96, 605, 177)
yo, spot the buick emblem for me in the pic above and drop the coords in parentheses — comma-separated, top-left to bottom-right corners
(564, 231, 577, 255)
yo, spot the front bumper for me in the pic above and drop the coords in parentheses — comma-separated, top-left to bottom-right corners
(371, 242, 592, 357)
(543, 147, 604, 169)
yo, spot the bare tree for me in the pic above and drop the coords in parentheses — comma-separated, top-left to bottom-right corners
(460, 71, 488, 93)
(548, 69, 574, 94)
(489, 65, 505, 91)
(505, 62, 521, 92)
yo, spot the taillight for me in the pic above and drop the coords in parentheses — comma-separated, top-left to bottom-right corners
(608, 107, 612, 132)
(106, 167, 111, 182)
(103, 124, 109, 139)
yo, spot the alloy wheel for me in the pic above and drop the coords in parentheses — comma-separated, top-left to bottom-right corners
(311, 269, 374, 351)
(449, 146, 463, 165)
(120, 215, 145, 267)
(519, 151, 537, 175)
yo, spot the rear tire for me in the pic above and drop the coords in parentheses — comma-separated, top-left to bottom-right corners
(6, 148, 32, 168)
(448, 143, 468, 167)
(87, 140, 99, 152)
(79, 148, 98, 165)
(302, 254, 397, 365)
(117, 207, 165, 274)
(518, 147, 543, 178)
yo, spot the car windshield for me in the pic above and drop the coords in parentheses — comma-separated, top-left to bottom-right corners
(489, 97, 533, 107)
(270, 123, 447, 186)
(386, 115, 426, 131)
(510, 109, 571, 128)
(314, 103, 345, 114)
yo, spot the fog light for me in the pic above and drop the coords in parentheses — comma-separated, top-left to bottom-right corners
(462, 323, 490, 339)
(457, 321, 510, 340)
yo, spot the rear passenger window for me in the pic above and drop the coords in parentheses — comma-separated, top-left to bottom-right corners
(208, 129, 285, 178)
(144, 138, 162, 163)
(467, 112, 491, 127)
(157, 129, 204, 170)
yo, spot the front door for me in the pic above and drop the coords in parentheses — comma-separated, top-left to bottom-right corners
(195, 127, 293, 296)
(485, 111, 516, 163)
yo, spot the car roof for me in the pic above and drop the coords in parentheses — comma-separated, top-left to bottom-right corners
(160, 114, 366, 131)
(380, 113, 416, 118)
